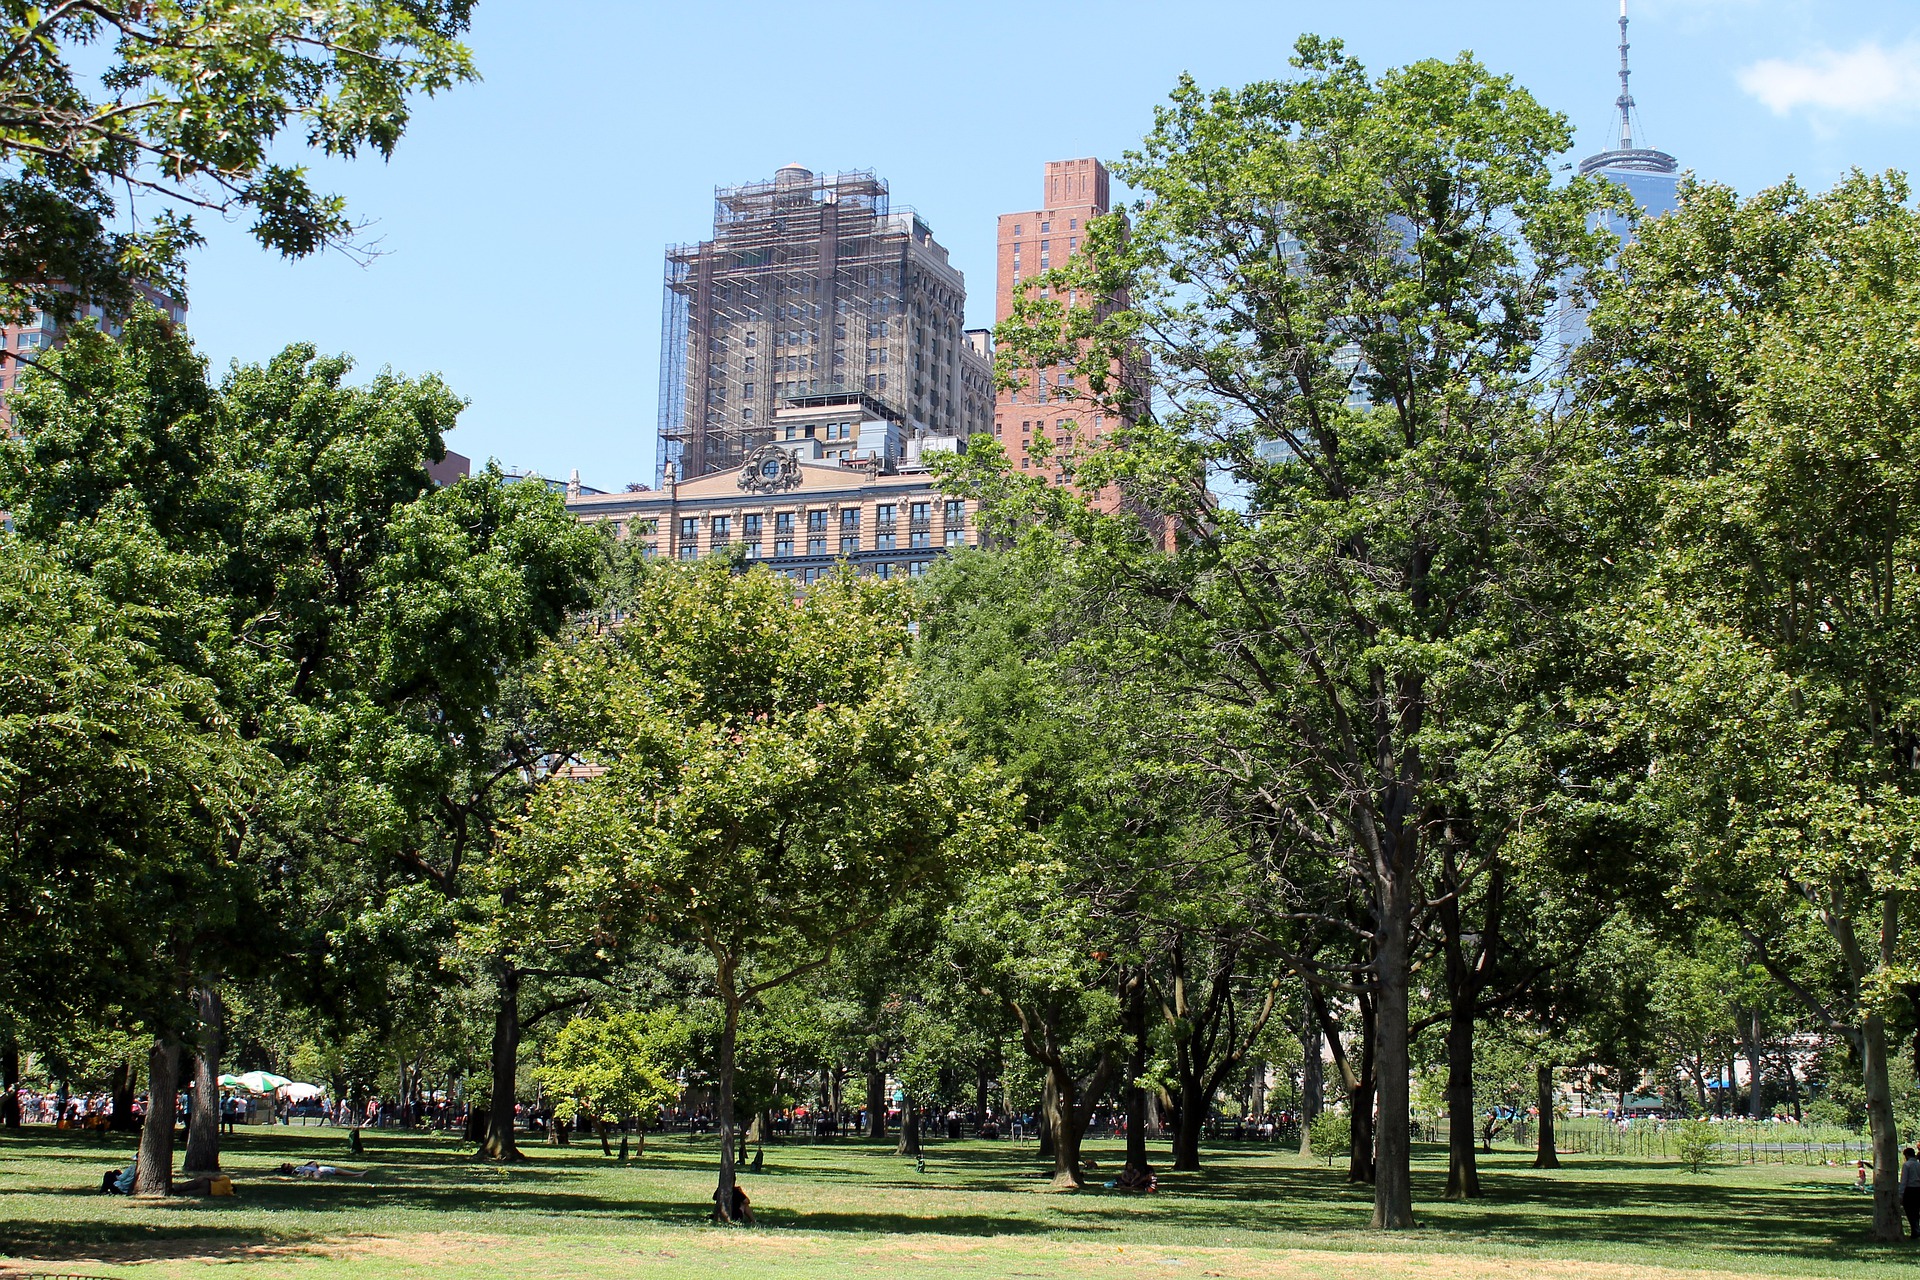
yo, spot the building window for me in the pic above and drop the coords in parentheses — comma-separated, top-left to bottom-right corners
(909, 561, 930, 577)
(910, 530, 930, 549)
(678, 545, 697, 561)
(910, 502, 930, 523)
(746, 543, 762, 560)
(840, 536, 859, 556)
(642, 543, 658, 558)
(776, 512, 795, 534)
(876, 532, 895, 551)
(1070, 218, 1078, 230)
(743, 514, 762, 537)
(774, 538, 793, 557)
(711, 515, 730, 536)
(807, 510, 827, 532)
(945, 529, 963, 547)
(944, 500, 964, 524)
(679, 517, 697, 539)
(808, 536, 827, 555)
(841, 508, 861, 530)
(877, 563, 892, 581)
(803, 567, 820, 584)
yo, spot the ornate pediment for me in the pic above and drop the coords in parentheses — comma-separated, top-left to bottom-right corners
(737, 444, 803, 495)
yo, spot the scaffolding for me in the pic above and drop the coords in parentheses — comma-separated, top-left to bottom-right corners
(655, 166, 992, 485)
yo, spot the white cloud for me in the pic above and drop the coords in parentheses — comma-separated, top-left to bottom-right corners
(1738, 40, 1920, 118)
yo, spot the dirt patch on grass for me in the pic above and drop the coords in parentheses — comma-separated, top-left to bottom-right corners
(316, 1230, 1842, 1280)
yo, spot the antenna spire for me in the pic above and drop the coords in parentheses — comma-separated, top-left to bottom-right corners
(1616, 0, 1636, 150)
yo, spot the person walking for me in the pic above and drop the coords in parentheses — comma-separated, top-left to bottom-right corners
(1903, 1146, 1920, 1238)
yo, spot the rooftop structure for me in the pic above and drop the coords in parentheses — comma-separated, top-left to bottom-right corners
(1562, 1, 1683, 353)
(1578, 1, 1681, 227)
(655, 166, 992, 486)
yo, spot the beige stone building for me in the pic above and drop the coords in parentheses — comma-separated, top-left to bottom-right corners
(566, 427, 978, 585)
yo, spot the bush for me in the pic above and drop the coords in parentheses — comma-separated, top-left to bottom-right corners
(1803, 1098, 1853, 1129)
(1308, 1110, 1351, 1166)
(1673, 1120, 1718, 1174)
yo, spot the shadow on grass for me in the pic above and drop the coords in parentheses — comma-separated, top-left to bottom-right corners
(0, 1131, 1903, 1271)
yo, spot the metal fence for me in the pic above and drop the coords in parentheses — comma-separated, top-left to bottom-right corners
(1410, 1112, 1870, 1166)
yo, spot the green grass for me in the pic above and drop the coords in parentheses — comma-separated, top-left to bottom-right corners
(0, 1124, 1908, 1279)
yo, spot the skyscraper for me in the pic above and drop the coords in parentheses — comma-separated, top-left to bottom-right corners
(992, 159, 1141, 489)
(655, 165, 993, 486)
(1578, 0, 1681, 228)
(1562, 0, 1682, 352)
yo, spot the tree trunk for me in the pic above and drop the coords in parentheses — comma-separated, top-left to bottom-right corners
(896, 1094, 921, 1156)
(1533, 1063, 1560, 1169)
(1041, 1067, 1083, 1189)
(1370, 869, 1416, 1230)
(1346, 994, 1377, 1185)
(482, 966, 524, 1161)
(598, 1119, 612, 1156)
(1300, 1013, 1322, 1159)
(1862, 1012, 1903, 1242)
(0, 1032, 19, 1128)
(1745, 1010, 1765, 1119)
(1123, 970, 1152, 1182)
(1172, 1079, 1205, 1171)
(183, 984, 224, 1173)
(1442, 994, 1480, 1199)
(132, 1037, 182, 1197)
(109, 1056, 138, 1132)
(1036, 1074, 1056, 1161)
(865, 1058, 888, 1143)
(713, 991, 742, 1223)
(975, 1066, 990, 1133)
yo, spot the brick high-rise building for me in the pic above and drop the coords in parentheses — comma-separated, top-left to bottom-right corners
(656, 165, 994, 486)
(0, 285, 187, 427)
(992, 159, 1139, 489)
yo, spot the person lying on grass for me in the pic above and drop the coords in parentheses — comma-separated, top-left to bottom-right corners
(278, 1161, 365, 1179)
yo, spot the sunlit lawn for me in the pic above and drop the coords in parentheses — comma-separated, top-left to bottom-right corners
(0, 1124, 1906, 1279)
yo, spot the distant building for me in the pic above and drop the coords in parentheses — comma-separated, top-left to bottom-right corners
(1563, 1, 1682, 352)
(426, 450, 472, 487)
(0, 283, 187, 427)
(993, 159, 1145, 496)
(655, 165, 993, 487)
(567, 440, 978, 585)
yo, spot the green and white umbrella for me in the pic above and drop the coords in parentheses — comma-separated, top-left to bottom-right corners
(236, 1070, 292, 1093)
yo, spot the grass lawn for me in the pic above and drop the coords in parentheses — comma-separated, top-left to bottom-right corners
(0, 1125, 1909, 1279)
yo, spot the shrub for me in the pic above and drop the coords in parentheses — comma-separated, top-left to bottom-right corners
(1674, 1120, 1718, 1174)
(1804, 1098, 1852, 1129)
(1308, 1110, 1351, 1166)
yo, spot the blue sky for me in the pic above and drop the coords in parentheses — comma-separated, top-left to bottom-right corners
(177, 0, 1920, 490)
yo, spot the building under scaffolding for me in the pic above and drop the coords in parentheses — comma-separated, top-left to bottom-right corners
(656, 165, 994, 485)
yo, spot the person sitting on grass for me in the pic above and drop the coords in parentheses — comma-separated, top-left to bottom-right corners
(711, 1182, 753, 1225)
(99, 1161, 137, 1194)
(278, 1161, 365, 1179)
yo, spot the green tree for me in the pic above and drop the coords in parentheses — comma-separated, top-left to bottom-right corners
(978, 39, 1616, 1227)
(0, 0, 476, 322)
(1587, 170, 1920, 1242)
(0, 315, 596, 1191)
(522, 562, 1005, 1221)
(538, 1010, 688, 1156)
